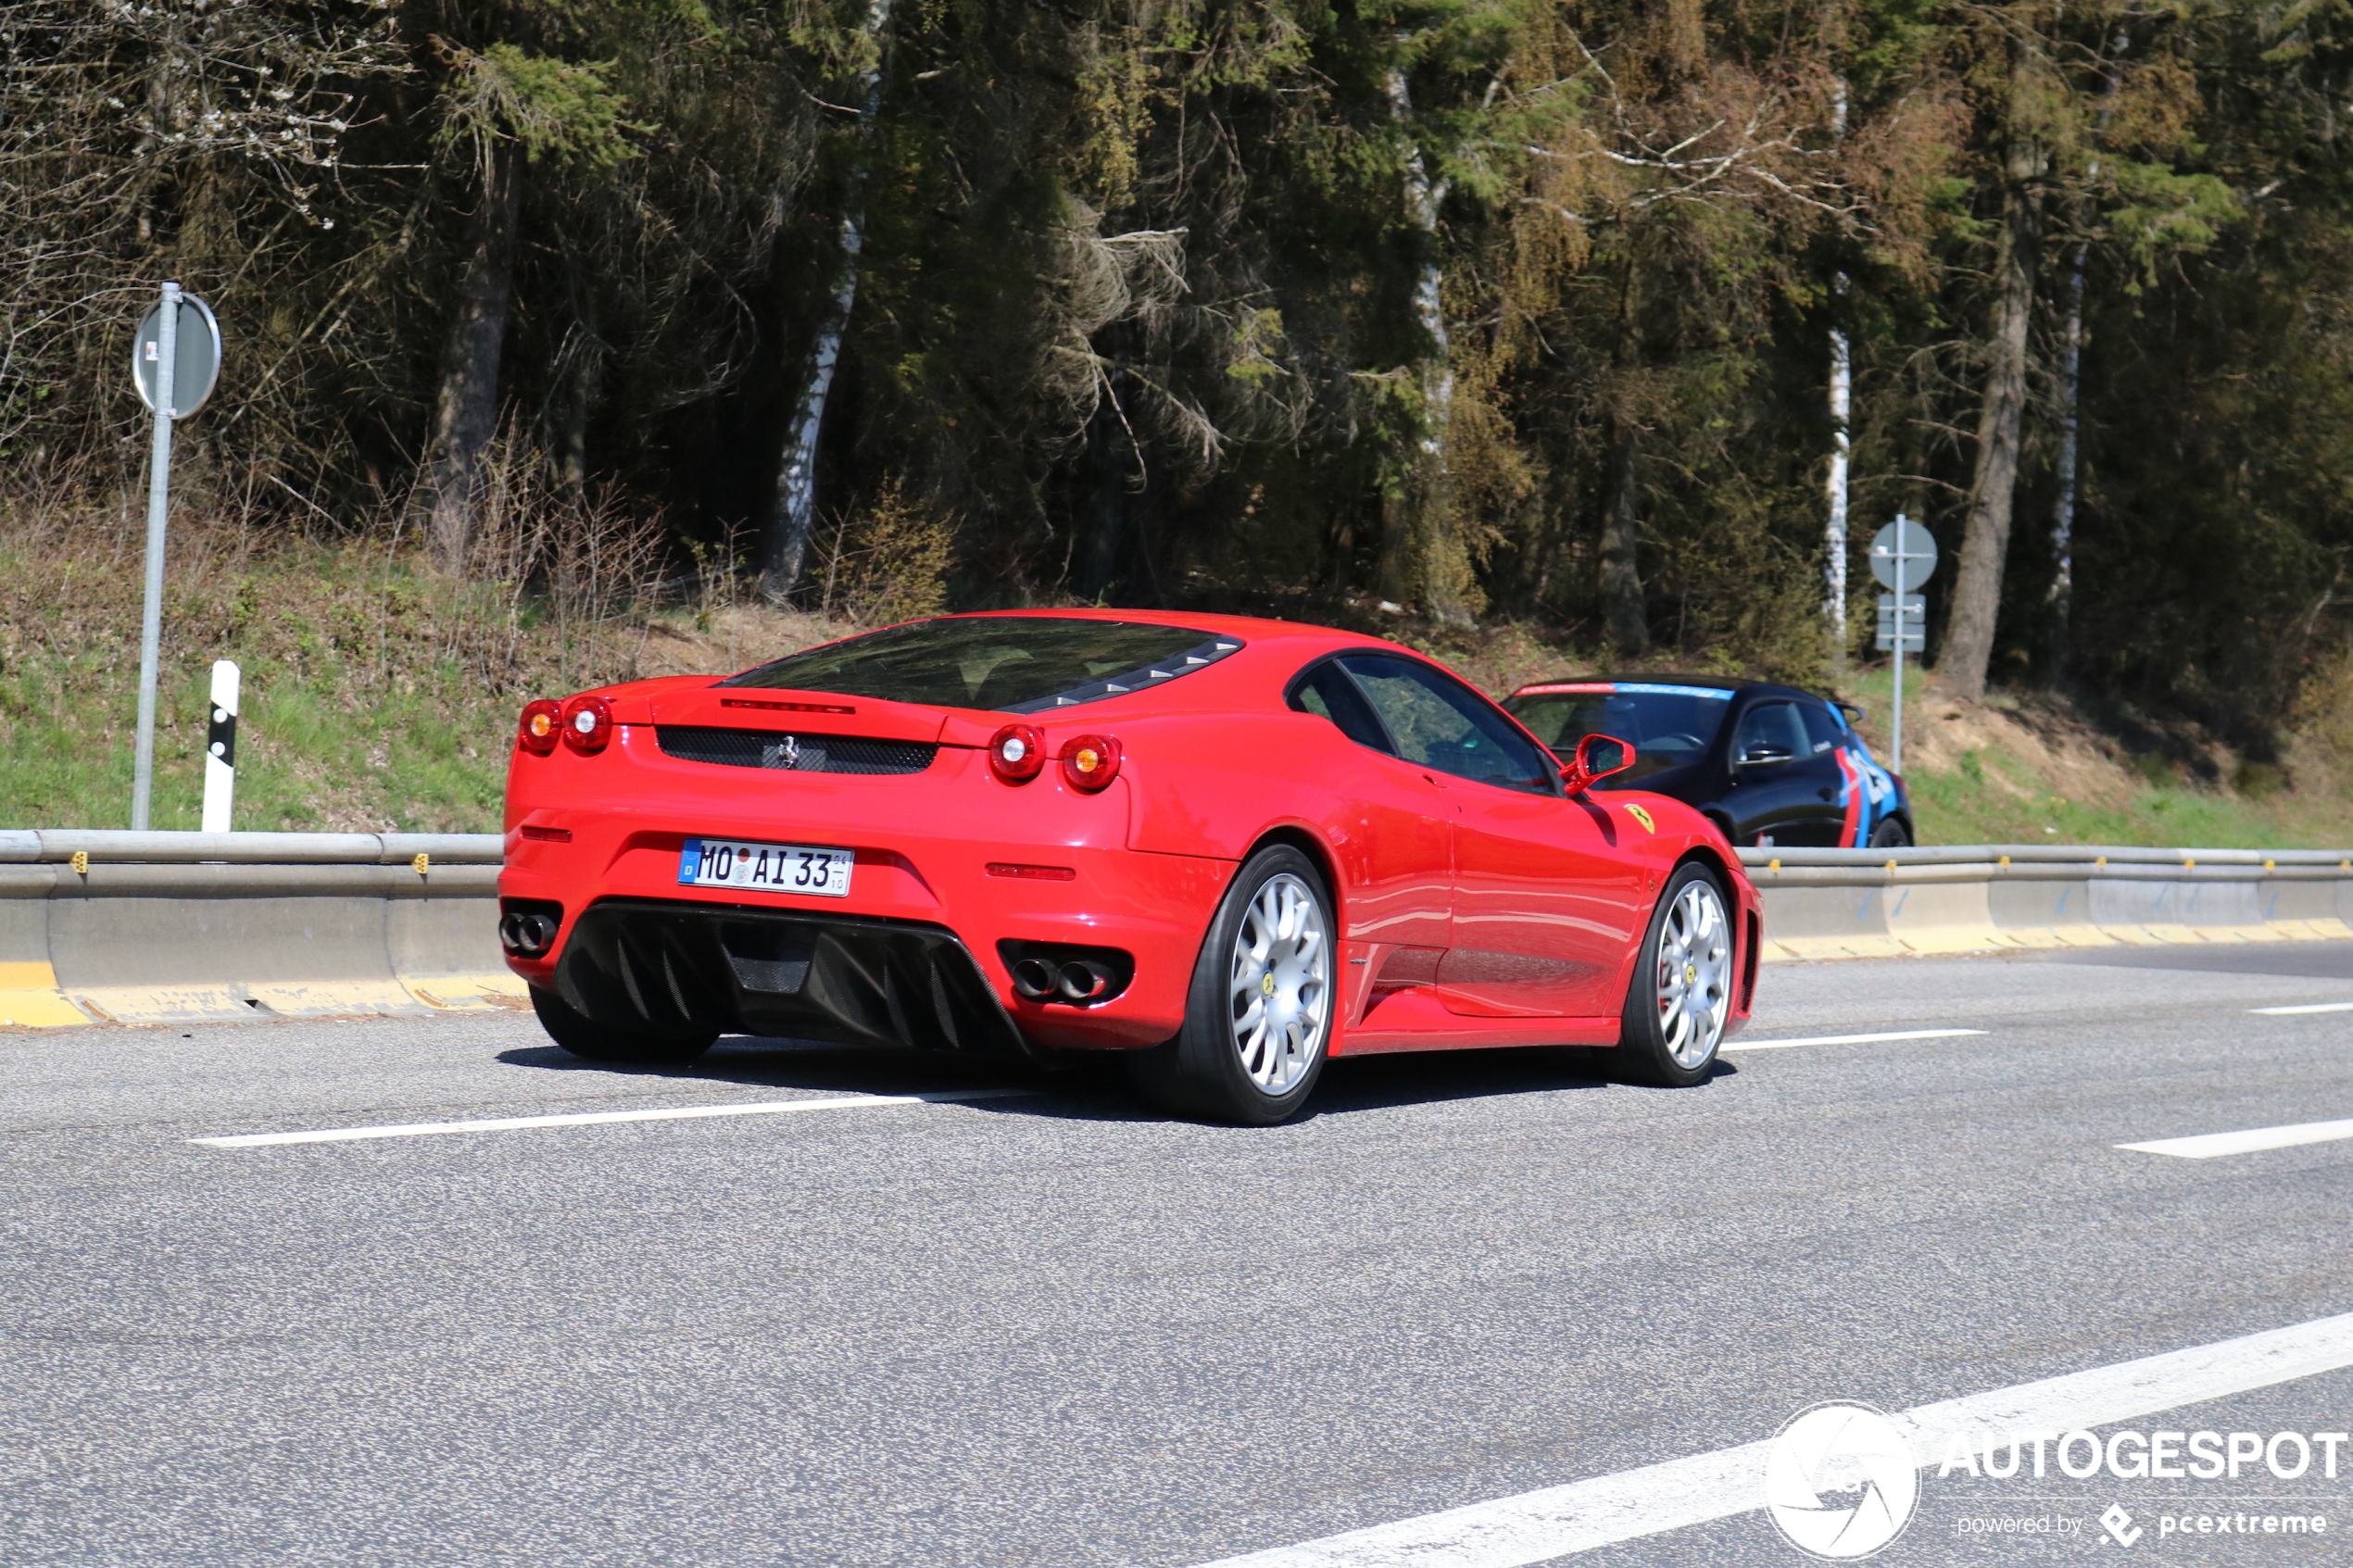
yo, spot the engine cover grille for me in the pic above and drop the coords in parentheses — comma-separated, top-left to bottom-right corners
(654, 725, 937, 776)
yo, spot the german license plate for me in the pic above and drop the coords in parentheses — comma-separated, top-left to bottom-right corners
(677, 837, 852, 898)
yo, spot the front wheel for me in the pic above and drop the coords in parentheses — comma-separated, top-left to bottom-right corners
(1868, 816, 1913, 848)
(1129, 846, 1335, 1124)
(1617, 864, 1734, 1087)
(530, 985, 718, 1067)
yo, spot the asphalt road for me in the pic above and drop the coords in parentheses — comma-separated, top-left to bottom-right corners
(5, 943, 2352, 1566)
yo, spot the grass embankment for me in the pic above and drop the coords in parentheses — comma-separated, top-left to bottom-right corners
(6, 522, 2348, 848)
(1832, 665, 2353, 849)
(0, 524, 838, 833)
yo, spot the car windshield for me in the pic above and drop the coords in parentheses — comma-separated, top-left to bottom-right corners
(721, 617, 1242, 713)
(1504, 683, 1733, 784)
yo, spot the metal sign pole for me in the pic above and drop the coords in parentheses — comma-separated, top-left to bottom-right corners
(1892, 510, 1906, 775)
(132, 281, 181, 831)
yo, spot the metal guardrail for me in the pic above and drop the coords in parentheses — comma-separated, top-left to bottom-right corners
(1738, 843, 2353, 868)
(1736, 845, 2353, 888)
(0, 830, 504, 865)
(0, 831, 514, 1028)
(0, 833, 2347, 1026)
(1737, 845, 2353, 960)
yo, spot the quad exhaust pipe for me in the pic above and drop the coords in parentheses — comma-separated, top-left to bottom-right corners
(498, 901, 564, 958)
(1000, 941, 1134, 1007)
(1010, 956, 1117, 1003)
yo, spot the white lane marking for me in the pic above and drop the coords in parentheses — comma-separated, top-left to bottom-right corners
(2250, 1001, 2353, 1015)
(2118, 1117, 2353, 1160)
(1188, 1311, 2353, 1568)
(1721, 1028, 1985, 1051)
(191, 1088, 1036, 1148)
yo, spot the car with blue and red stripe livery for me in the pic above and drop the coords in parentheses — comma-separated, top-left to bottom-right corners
(1501, 675, 1912, 850)
(497, 611, 1761, 1123)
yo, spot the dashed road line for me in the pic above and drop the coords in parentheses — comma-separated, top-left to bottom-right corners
(2118, 1117, 2353, 1160)
(191, 1088, 1037, 1148)
(2249, 1001, 2353, 1016)
(1722, 1028, 1986, 1052)
(1186, 1311, 2353, 1567)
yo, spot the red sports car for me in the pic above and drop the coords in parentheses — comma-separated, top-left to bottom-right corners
(497, 610, 1759, 1123)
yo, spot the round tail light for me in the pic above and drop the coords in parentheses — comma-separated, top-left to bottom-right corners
(1060, 734, 1122, 792)
(988, 723, 1046, 784)
(559, 695, 614, 754)
(518, 699, 561, 756)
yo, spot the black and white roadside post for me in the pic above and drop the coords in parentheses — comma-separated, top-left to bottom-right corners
(202, 660, 240, 834)
(1869, 513, 1938, 772)
(129, 283, 222, 830)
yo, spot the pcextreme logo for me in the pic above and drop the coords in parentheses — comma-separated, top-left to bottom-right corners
(1765, 1402, 1919, 1559)
(1624, 803, 1655, 834)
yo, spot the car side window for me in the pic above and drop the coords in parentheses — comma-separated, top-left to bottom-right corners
(1733, 701, 1808, 763)
(1288, 660, 1395, 753)
(1337, 654, 1556, 795)
(1798, 702, 1846, 756)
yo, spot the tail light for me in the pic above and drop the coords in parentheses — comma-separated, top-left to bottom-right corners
(518, 699, 561, 755)
(988, 723, 1046, 784)
(559, 694, 614, 754)
(1060, 734, 1122, 792)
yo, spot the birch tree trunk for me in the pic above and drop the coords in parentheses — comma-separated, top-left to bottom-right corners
(758, 0, 892, 599)
(1824, 80, 1851, 666)
(424, 141, 522, 575)
(1826, 307, 1851, 662)
(2049, 43, 2120, 682)
(1599, 257, 1646, 651)
(1373, 55, 1454, 610)
(2047, 245, 2082, 679)
(1940, 44, 2044, 702)
(1599, 415, 1647, 651)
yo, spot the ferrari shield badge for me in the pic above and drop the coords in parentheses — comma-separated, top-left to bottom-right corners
(1624, 803, 1656, 834)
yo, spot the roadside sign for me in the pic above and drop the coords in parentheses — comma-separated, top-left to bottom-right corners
(1869, 520, 1937, 593)
(1869, 513, 1935, 775)
(128, 282, 223, 829)
(132, 294, 221, 418)
(1875, 593, 1924, 652)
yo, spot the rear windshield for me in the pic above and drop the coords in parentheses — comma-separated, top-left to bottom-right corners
(721, 617, 1242, 713)
(1504, 683, 1733, 779)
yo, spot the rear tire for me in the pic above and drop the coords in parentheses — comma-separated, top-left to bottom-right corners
(530, 985, 718, 1067)
(1129, 846, 1335, 1125)
(1616, 863, 1733, 1087)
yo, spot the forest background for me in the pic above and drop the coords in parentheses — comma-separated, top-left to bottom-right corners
(6, 0, 2353, 841)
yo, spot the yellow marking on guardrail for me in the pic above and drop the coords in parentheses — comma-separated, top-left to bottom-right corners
(70, 850, 87, 875)
(411, 852, 430, 877)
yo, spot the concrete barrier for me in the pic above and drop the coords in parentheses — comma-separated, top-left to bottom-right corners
(0, 831, 515, 1027)
(1741, 845, 2353, 961)
(3, 832, 2346, 1025)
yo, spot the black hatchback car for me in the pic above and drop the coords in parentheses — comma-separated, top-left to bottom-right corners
(1501, 675, 1913, 848)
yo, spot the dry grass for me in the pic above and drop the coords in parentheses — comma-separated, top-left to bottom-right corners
(0, 469, 856, 833)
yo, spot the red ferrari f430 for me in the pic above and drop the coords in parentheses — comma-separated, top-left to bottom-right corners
(497, 611, 1759, 1123)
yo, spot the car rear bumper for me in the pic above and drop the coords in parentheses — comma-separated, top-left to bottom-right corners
(496, 741, 1234, 1051)
(551, 897, 1034, 1056)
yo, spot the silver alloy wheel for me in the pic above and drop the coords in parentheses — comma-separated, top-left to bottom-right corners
(1226, 871, 1331, 1094)
(1655, 877, 1732, 1069)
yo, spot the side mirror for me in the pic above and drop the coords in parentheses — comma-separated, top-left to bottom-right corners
(1559, 733, 1636, 795)
(1738, 742, 1795, 768)
(1834, 701, 1867, 725)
